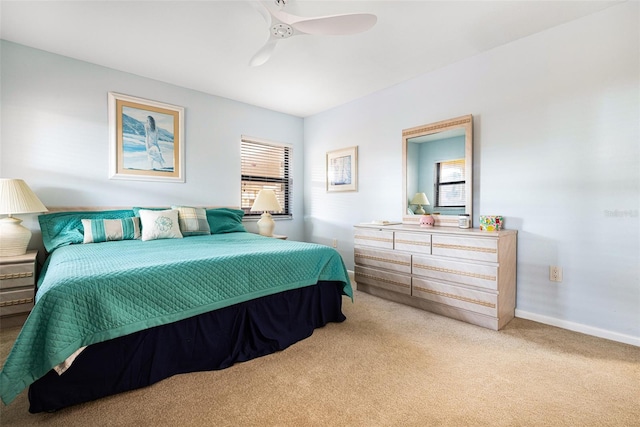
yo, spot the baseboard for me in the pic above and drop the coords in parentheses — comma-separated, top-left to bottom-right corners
(515, 309, 640, 347)
(350, 269, 639, 347)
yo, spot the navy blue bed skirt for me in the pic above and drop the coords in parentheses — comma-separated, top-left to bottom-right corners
(28, 281, 346, 413)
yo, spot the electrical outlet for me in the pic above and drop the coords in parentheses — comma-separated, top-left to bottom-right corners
(332, 238, 338, 248)
(549, 266, 563, 282)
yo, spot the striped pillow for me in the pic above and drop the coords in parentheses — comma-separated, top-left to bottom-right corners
(172, 206, 211, 236)
(81, 217, 141, 243)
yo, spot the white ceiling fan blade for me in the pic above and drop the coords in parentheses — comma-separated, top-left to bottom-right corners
(249, 38, 279, 67)
(292, 13, 377, 36)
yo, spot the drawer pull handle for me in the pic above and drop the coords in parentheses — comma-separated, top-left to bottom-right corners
(0, 272, 33, 280)
(0, 297, 34, 307)
(355, 235, 393, 243)
(356, 272, 410, 289)
(355, 254, 410, 267)
(395, 239, 430, 247)
(432, 243, 496, 254)
(413, 263, 496, 282)
(413, 286, 496, 308)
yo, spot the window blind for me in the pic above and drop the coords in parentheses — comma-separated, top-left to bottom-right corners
(436, 158, 465, 207)
(240, 136, 292, 217)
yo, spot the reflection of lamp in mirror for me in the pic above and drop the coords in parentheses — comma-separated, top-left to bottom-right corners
(251, 189, 282, 237)
(0, 179, 48, 257)
(410, 192, 430, 215)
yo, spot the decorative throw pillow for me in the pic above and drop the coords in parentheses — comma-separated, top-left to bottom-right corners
(171, 205, 210, 236)
(206, 208, 246, 234)
(82, 217, 141, 243)
(138, 209, 183, 241)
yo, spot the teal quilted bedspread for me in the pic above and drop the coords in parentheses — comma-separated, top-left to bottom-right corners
(0, 233, 351, 404)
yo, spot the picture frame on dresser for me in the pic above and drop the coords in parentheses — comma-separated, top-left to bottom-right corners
(326, 146, 358, 192)
(108, 92, 185, 183)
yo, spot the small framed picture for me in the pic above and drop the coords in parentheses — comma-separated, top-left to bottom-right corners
(108, 92, 185, 182)
(326, 146, 358, 192)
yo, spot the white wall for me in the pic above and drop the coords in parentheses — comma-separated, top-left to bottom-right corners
(0, 41, 305, 241)
(303, 2, 639, 344)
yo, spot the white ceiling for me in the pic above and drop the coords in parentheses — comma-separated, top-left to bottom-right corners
(0, 1, 621, 117)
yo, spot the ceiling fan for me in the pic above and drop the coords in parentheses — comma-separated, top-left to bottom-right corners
(249, 0, 377, 66)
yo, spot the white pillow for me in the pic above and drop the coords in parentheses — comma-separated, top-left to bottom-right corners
(138, 209, 183, 241)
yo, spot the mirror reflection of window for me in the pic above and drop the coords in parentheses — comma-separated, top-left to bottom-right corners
(435, 158, 465, 207)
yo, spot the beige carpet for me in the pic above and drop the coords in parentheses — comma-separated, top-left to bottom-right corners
(1, 289, 638, 426)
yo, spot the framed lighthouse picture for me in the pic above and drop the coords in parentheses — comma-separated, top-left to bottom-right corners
(108, 92, 185, 183)
(326, 146, 358, 192)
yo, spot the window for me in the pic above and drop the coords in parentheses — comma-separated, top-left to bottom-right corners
(241, 136, 292, 218)
(435, 158, 465, 208)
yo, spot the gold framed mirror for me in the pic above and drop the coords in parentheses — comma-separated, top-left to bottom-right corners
(402, 115, 473, 227)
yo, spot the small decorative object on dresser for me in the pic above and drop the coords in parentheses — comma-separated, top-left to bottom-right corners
(0, 250, 37, 329)
(419, 214, 435, 227)
(479, 215, 504, 231)
(354, 223, 517, 330)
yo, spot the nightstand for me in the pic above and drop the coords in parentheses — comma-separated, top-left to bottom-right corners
(0, 250, 37, 329)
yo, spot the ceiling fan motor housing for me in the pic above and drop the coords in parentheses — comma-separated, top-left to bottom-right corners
(271, 23, 293, 38)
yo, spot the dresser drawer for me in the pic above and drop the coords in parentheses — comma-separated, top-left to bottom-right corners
(354, 228, 394, 250)
(355, 265, 411, 295)
(431, 235, 498, 262)
(412, 255, 498, 291)
(412, 277, 497, 317)
(394, 232, 431, 255)
(355, 247, 411, 274)
(0, 263, 36, 289)
(0, 288, 35, 316)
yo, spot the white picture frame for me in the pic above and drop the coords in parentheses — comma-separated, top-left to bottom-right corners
(326, 146, 358, 192)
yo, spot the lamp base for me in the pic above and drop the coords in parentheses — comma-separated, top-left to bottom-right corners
(256, 212, 275, 237)
(414, 205, 426, 215)
(0, 217, 32, 257)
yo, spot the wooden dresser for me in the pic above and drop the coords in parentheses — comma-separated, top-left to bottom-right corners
(354, 224, 517, 330)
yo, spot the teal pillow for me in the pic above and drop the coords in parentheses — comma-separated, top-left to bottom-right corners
(206, 208, 246, 234)
(39, 210, 136, 253)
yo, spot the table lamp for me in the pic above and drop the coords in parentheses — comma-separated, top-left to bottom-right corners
(0, 179, 48, 257)
(251, 189, 282, 237)
(410, 192, 430, 215)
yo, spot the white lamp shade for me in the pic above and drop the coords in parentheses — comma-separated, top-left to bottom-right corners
(0, 179, 48, 215)
(251, 189, 282, 213)
(0, 179, 47, 257)
(410, 192, 430, 206)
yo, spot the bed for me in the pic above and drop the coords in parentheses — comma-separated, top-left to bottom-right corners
(0, 207, 352, 412)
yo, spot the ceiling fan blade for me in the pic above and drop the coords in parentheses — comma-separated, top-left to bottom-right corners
(249, 38, 279, 67)
(292, 13, 377, 36)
